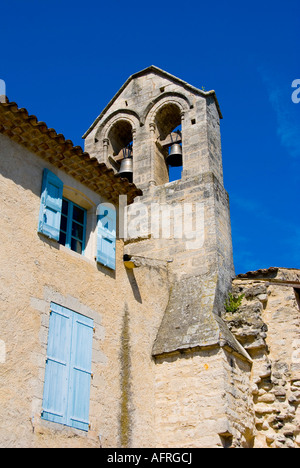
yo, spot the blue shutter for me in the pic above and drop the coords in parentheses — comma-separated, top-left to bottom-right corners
(38, 169, 63, 240)
(42, 303, 72, 425)
(42, 304, 94, 432)
(96, 203, 116, 270)
(67, 312, 94, 431)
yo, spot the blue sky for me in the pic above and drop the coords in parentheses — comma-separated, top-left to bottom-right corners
(0, 0, 299, 274)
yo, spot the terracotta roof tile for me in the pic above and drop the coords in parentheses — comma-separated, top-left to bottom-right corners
(0, 99, 142, 205)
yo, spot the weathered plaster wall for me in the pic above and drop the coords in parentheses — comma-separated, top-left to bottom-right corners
(0, 133, 170, 448)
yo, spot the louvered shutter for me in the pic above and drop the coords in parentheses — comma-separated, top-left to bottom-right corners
(67, 312, 93, 431)
(42, 303, 72, 425)
(38, 169, 63, 240)
(96, 203, 116, 270)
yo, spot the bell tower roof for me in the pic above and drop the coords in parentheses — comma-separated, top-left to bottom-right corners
(83, 65, 222, 139)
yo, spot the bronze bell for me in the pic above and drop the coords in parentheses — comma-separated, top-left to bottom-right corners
(118, 148, 133, 182)
(166, 143, 182, 167)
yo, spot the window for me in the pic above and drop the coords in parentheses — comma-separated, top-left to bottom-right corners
(38, 168, 117, 269)
(42, 303, 94, 431)
(59, 198, 86, 255)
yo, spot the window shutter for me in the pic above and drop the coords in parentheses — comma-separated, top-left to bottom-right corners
(42, 303, 72, 425)
(38, 169, 63, 240)
(42, 304, 94, 432)
(96, 203, 116, 270)
(67, 312, 94, 431)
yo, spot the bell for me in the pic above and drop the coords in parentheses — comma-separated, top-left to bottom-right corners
(118, 156, 133, 183)
(166, 143, 182, 167)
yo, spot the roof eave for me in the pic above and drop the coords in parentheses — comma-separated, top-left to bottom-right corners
(0, 100, 142, 205)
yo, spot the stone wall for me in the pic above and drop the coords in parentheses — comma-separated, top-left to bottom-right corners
(83, 67, 258, 450)
(84, 66, 224, 192)
(154, 347, 253, 448)
(223, 268, 300, 448)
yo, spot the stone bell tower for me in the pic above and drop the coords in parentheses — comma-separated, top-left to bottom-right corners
(84, 65, 225, 189)
(83, 65, 237, 349)
(83, 67, 252, 446)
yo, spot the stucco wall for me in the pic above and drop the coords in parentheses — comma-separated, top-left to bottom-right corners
(0, 133, 169, 448)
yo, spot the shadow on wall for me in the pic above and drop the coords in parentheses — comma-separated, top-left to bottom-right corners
(125, 268, 142, 304)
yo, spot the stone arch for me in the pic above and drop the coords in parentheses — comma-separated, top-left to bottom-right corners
(96, 110, 140, 143)
(153, 102, 183, 141)
(97, 112, 140, 169)
(95, 113, 139, 180)
(145, 95, 189, 184)
(105, 119, 134, 157)
(143, 92, 191, 128)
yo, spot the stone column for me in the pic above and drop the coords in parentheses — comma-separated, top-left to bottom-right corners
(103, 138, 109, 165)
(149, 123, 156, 187)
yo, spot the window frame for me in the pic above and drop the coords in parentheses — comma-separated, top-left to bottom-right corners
(38, 169, 117, 267)
(59, 197, 87, 256)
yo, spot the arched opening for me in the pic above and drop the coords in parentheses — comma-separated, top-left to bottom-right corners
(108, 120, 133, 157)
(107, 120, 133, 182)
(167, 124, 182, 182)
(154, 103, 183, 183)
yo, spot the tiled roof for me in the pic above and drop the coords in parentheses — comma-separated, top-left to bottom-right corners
(236, 267, 279, 279)
(0, 99, 142, 204)
(236, 267, 300, 284)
